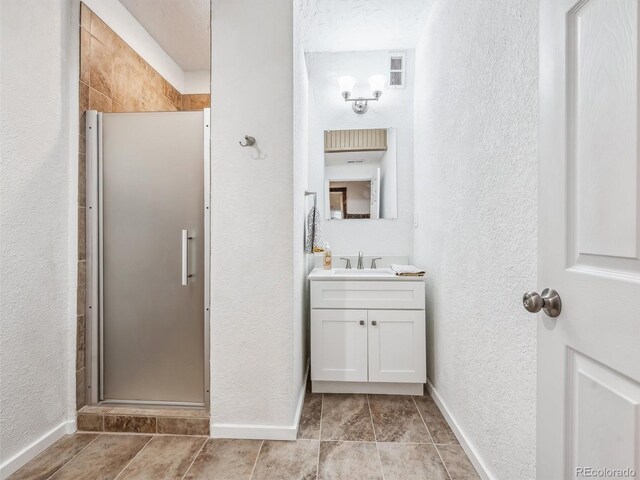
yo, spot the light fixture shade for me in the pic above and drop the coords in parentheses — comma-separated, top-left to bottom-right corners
(369, 74, 386, 94)
(338, 75, 356, 95)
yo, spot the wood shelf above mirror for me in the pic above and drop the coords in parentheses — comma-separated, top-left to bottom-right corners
(324, 128, 388, 153)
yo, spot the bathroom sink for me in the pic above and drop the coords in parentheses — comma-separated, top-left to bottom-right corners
(336, 268, 392, 276)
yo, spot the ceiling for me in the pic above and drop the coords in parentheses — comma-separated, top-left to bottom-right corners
(119, 0, 210, 71)
(300, 0, 432, 53)
(118, 0, 429, 70)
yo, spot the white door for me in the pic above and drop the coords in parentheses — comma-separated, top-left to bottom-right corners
(538, 1, 640, 478)
(311, 309, 368, 382)
(368, 310, 426, 383)
(370, 168, 380, 219)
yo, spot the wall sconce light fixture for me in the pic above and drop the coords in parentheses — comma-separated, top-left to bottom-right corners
(339, 75, 385, 114)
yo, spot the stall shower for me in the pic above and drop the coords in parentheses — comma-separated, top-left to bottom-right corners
(84, 110, 210, 407)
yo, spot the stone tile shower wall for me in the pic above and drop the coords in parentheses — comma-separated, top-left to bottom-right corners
(182, 94, 211, 111)
(76, 3, 211, 409)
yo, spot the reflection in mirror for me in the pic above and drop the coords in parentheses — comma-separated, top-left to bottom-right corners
(329, 182, 371, 219)
(324, 128, 397, 220)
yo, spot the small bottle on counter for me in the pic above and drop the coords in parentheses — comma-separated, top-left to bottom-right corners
(323, 243, 332, 270)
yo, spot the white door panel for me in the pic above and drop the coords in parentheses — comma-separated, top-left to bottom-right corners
(368, 310, 425, 383)
(311, 309, 368, 382)
(569, 350, 640, 477)
(539, 1, 640, 478)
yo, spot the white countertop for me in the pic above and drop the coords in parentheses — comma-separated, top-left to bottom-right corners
(308, 267, 425, 281)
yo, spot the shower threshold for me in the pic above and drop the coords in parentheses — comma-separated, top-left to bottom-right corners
(77, 404, 210, 436)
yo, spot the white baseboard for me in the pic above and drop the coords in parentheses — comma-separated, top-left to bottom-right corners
(0, 419, 76, 480)
(292, 360, 310, 430)
(210, 422, 299, 441)
(427, 382, 497, 480)
(211, 361, 309, 442)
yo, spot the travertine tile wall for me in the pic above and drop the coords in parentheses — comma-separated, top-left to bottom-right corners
(77, 3, 210, 409)
(182, 94, 211, 111)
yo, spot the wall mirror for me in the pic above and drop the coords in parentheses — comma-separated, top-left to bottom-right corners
(324, 128, 397, 220)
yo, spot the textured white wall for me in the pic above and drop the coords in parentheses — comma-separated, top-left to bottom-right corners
(183, 70, 211, 94)
(307, 50, 414, 256)
(0, 0, 76, 471)
(413, 1, 538, 479)
(210, 0, 303, 430)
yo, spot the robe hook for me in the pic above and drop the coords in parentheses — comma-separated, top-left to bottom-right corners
(239, 135, 256, 147)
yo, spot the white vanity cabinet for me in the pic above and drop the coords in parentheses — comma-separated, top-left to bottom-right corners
(309, 271, 426, 395)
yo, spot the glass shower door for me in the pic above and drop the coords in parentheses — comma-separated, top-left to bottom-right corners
(99, 111, 205, 405)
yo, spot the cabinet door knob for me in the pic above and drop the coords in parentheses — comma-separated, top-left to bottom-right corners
(359, 320, 365, 325)
(371, 320, 377, 326)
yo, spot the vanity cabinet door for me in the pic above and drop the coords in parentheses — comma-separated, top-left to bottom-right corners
(368, 310, 426, 383)
(311, 309, 368, 382)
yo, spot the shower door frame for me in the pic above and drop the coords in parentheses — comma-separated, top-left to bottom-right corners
(84, 109, 211, 409)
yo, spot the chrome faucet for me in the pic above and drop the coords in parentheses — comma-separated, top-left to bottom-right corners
(357, 251, 364, 269)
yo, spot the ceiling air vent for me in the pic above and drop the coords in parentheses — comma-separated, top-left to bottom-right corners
(389, 53, 405, 88)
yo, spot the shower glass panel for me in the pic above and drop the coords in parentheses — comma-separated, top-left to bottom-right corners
(99, 111, 205, 405)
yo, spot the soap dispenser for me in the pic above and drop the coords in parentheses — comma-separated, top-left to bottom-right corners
(323, 243, 332, 270)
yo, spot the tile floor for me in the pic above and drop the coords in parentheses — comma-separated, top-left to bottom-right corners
(9, 393, 479, 479)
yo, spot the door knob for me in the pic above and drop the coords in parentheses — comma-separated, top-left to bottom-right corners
(522, 288, 562, 317)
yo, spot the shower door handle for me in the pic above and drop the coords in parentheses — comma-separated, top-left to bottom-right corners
(181, 229, 193, 285)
